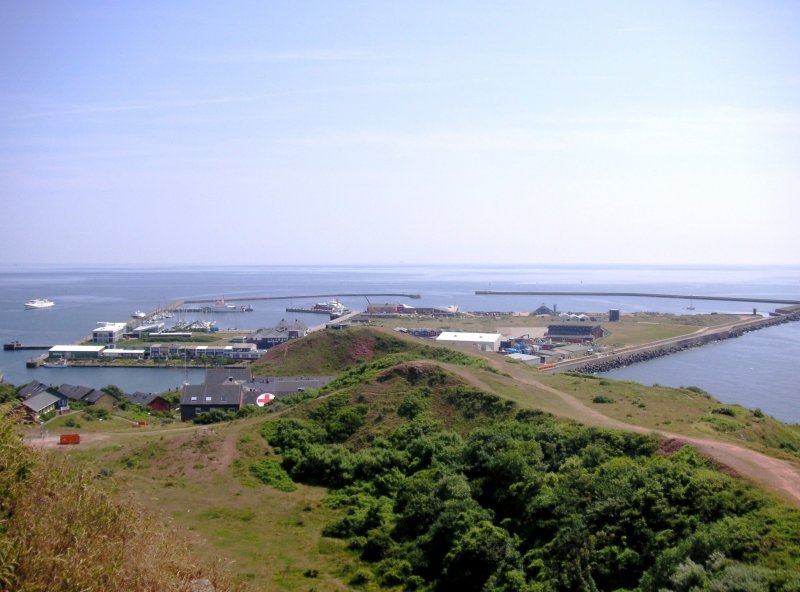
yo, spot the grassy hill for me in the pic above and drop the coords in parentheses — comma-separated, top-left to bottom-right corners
(250, 327, 493, 376)
(540, 372, 800, 459)
(254, 356, 800, 591)
(10, 327, 800, 591)
(0, 405, 242, 592)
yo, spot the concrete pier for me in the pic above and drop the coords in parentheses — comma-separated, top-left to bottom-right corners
(476, 290, 800, 306)
(183, 293, 421, 303)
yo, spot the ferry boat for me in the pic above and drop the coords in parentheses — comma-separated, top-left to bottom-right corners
(132, 310, 147, 319)
(24, 298, 55, 310)
(313, 300, 348, 319)
(199, 299, 254, 313)
(213, 298, 235, 310)
(286, 299, 349, 319)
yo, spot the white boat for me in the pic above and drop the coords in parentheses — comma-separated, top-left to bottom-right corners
(24, 298, 54, 310)
(43, 358, 68, 368)
(132, 310, 147, 319)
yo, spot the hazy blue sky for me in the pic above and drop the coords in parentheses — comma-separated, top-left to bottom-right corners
(1, 1, 798, 265)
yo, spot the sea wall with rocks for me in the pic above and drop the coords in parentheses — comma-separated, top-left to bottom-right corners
(549, 311, 800, 375)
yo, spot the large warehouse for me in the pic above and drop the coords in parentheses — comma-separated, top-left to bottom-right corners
(435, 332, 502, 352)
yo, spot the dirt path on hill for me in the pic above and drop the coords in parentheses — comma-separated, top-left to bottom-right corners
(26, 432, 111, 449)
(378, 330, 800, 505)
(24, 423, 202, 450)
(501, 363, 800, 506)
(426, 341, 800, 506)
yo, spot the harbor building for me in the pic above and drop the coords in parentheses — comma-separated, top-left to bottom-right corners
(101, 348, 146, 360)
(131, 322, 165, 337)
(435, 332, 503, 352)
(546, 323, 605, 343)
(92, 322, 128, 344)
(366, 303, 416, 315)
(248, 319, 308, 350)
(149, 342, 263, 360)
(48, 345, 106, 359)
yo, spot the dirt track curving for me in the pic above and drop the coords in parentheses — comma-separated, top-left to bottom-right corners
(503, 361, 800, 506)
(375, 326, 800, 506)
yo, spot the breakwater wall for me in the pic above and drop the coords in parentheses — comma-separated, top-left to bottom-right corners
(476, 290, 800, 306)
(184, 293, 421, 303)
(545, 311, 800, 374)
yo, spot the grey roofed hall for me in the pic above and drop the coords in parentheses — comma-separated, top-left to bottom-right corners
(181, 383, 243, 406)
(22, 392, 60, 414)
(51, 384, 94, 401)
(241, 376, 334, 405)
(18, 380, 50, 400)
(125, 392, 161, 406)
(202, 368, 252, 386)
(83, 389, 111, 405)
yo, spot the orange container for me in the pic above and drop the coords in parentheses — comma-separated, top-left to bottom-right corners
(59, 433, 80, 445)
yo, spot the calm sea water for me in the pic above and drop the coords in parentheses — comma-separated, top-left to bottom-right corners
(1, 265, 798, 421)
(603, 322, 800, 423)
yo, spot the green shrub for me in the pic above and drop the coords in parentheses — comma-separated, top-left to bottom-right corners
(701, 416, 740, 433)
(39, 410, 56, 422)
(83, 407, 110, 421)
(592, 395, 615, 404)
(193, 409, 236, 424)
(249, 459, 296, 492)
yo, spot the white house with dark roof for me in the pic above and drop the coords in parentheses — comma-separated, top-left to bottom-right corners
(20, 392, 60, 420)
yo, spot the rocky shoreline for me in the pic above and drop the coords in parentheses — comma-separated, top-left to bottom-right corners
(562, 311, 800, 374)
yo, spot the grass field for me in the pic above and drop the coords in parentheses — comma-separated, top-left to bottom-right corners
(23, 325, 800, 589)
(537, 372, 800, 459)
(60, 418, 364, 591)
(365, 312, 742, 348)
(597, 313, 742, 346)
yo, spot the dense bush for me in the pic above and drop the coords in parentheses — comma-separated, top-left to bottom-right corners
(249, 459, 296, 492)
(193, 409, 236, 424)
(82, 407, 110, 421)
(260, 389, 800, 591)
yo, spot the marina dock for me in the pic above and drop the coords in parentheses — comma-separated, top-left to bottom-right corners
(286, 307, 337, 315)
(4, 341, 52, 351)
(183, 293, 421, 303)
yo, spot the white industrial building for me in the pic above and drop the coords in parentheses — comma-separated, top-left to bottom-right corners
(435, 332, 503, 352)
(101, 348, 146, 359)
(93, 322, 128, 343)
(49, 345, 106, 359)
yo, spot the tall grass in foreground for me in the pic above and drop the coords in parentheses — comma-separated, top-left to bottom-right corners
(0, 406, 242, 592)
